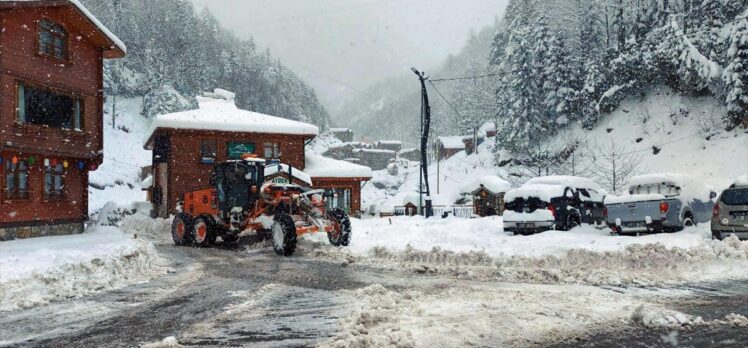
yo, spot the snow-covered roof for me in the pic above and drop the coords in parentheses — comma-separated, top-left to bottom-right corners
(1, 0, 127, 55)
(399, 147, 418, 153)
(378, 140, 402, 145)
(505, 184, 567, 202)
(438, 136, 466, 149)
(264, 164, 312, 186)
(733, 174, 748, 188)
(526, 176, 602, 191)
(305, 153, 372, 179)
(353, 148, 396, 154)
(144, 89, 319, 147)
(461, 176, 512, 194)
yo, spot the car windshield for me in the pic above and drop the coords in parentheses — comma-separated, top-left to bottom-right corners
(721, 188, 748, 205)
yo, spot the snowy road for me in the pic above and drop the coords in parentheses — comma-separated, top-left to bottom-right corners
(1, 243, 747, 347)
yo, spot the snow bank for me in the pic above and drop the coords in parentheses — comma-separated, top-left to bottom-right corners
(0, 227, 164, 311)
(301, 216, 748, 285)
(140, 336, 183, 348)
(322, 282, 642, 347)
(144, 89, 318, 146)
(630, 305, 748, 329)
(305, 153, 372, 178)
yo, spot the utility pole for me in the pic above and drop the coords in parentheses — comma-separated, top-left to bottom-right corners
(412, 67, 433, 218)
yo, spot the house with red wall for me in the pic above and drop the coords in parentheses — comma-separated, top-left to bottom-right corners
(0, 0, 125, 240)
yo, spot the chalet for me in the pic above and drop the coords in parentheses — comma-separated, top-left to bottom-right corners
(329, 127, 353, 142)
(437, 136, 466, 160)
(398, 148, 420, 162)
(143, 89, 372, 218)
(0, 0, 125, 240)
(375, 140, 402, 153)
(460, 176, 511, 217)
(354, 148, 395, 170)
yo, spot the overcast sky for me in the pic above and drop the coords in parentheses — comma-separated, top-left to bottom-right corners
(189, 0, 508, 114)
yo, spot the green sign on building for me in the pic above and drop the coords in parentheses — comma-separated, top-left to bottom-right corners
(227, 142, 256, 159)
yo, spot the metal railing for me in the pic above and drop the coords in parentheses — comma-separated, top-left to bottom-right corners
(391, 205, 475, 218)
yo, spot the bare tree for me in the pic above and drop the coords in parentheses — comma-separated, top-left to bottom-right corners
(558, 129, 593, 177)
(590, 140, 641, 194)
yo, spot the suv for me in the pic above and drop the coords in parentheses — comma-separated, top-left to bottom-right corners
(712, 175, 748, 240)
(503, 176, 605, 235)
(605, 173, 716, 235)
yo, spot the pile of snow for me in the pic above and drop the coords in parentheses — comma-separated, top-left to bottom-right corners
(305, 153, 372, 178)
(732, 174, 748, 188)
(323, 282, 642, 347)
(140, 336, 183, 348)
(526, 175, 603, 191)
(630, 305, 748, 329)
(627, 173, 713, 201)
(0, 227, 164, 311)
(302, 216, 748, 285)
(144, 89, 319, 146)
(120, 213, 174, 246)
(505, 184, 566, 202)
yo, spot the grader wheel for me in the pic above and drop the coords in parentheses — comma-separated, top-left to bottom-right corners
(271, 214, 297, 256)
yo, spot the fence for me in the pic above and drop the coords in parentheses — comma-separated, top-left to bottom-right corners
(391, 205, 475, 218)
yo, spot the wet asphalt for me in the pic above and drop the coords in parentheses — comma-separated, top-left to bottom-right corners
(0, 244, 746, 347)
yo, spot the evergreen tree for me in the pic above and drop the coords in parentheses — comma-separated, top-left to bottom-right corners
(723, 18, 748, 128)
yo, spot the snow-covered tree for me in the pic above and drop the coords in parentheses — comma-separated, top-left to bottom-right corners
(723, 18, 748, 128)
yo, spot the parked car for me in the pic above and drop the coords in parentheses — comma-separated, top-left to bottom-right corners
(605, 173, 716, 235)
(711, 175, 748, 240)
(503, 176, 605, 235)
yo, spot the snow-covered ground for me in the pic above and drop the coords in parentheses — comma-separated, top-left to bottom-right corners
(361, 85, 748, 214)
(89, 97, 152, 217)
(302, 215, 748, 286)
(0, 226, 164, 311)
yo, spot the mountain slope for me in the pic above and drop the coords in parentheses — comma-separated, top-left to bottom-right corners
(81, 0, 330, 127)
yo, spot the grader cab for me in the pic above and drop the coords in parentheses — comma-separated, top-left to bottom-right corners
(171, 156, 351, 256)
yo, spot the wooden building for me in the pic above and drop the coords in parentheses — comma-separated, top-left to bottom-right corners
(461, 176, 512, 217)
(329, 128, 353, 142)
(143, 90, 372, 218)
(437, 136, 466, 160)
(0, 0, 125, 240)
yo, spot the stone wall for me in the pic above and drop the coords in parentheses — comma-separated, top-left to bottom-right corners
(0, 222, 84, 241)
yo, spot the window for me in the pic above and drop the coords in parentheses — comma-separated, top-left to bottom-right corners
(4, 160, 29, 200)
(38, 19, 67, 60)
(200, 140, 217, 164)
(44, 163, 65, 199)
(264, 142, 281, 159)
(17, 82, 83, 129)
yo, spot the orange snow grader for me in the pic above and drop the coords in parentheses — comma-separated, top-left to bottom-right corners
(171, 156, 351, 256)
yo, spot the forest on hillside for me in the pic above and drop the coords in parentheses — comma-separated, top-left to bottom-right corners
(81, 0, 330, 127)
(340, 0, 747, 153)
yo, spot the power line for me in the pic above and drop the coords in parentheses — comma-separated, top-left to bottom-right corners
(431, 72, 503, 82)
(295, 64, 369, 95)
(427, 80, 467, 120)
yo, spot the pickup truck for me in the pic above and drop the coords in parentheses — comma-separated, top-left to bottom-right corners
(605, 173, 716, 235)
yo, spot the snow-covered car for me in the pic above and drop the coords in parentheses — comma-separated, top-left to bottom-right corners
(605, 173, 716, 235)
(503, 176, 605, 235)
(711, 175, 748, 240)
